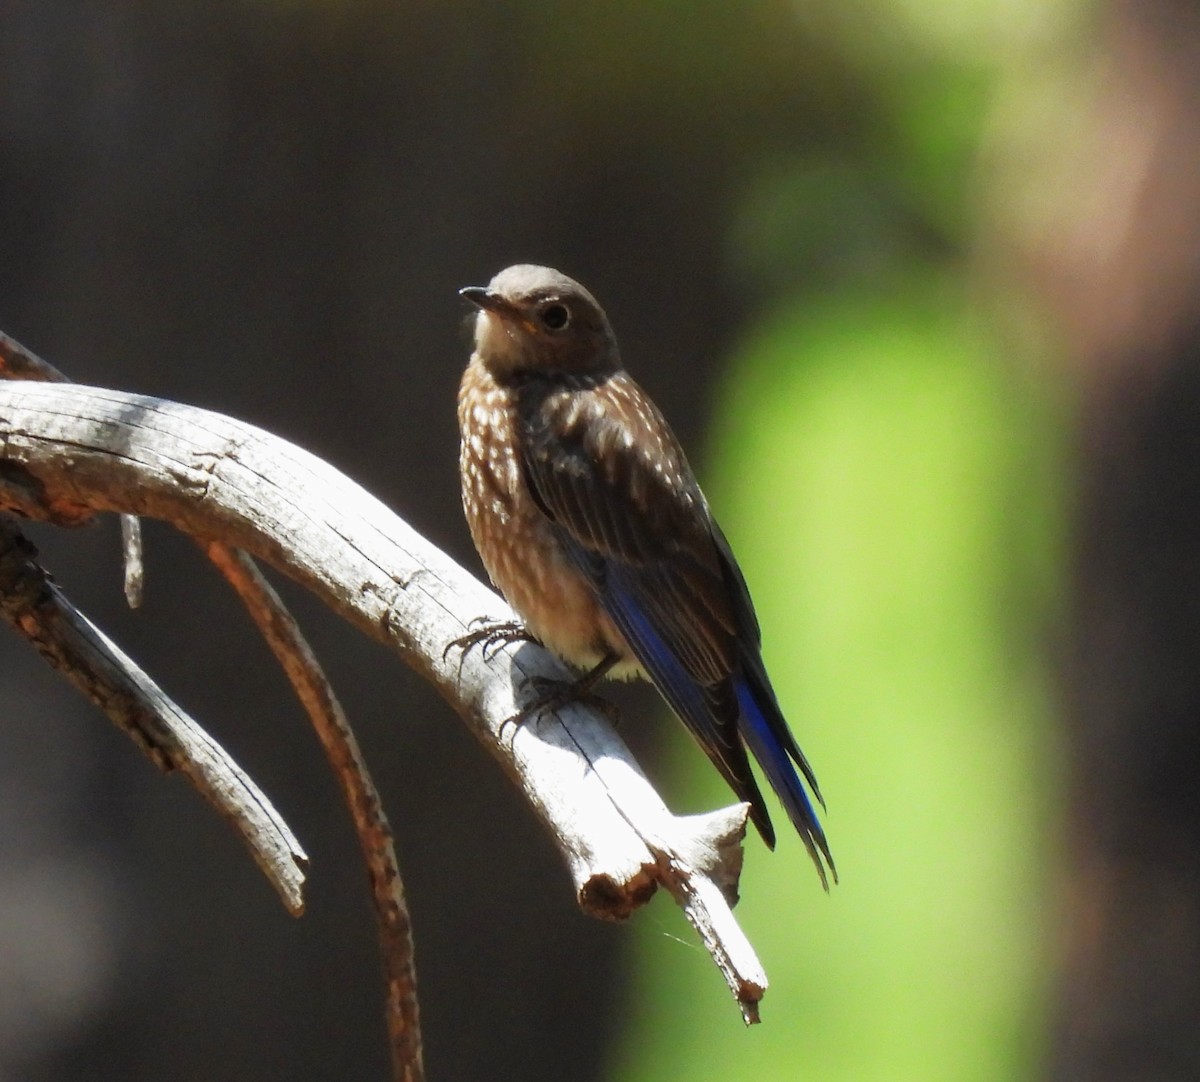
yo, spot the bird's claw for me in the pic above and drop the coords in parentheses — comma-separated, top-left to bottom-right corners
(442, 618, 538, 662)
(499, 672, 621, 740)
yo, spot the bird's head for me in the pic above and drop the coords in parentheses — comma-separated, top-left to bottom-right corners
(460, 265, 620, 379)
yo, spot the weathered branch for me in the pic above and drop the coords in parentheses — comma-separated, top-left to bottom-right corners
(0, 514, 308, 912)
(205, 542, 423, 1078)
(0, 330, 71, 382)
(120, 510, 145, 607)
(0, 378, 769, 1019)
(0, 330, 146, 606)
(2, 333, 421, 1069)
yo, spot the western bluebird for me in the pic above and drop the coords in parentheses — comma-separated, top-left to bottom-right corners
(458, 264, 835, 887)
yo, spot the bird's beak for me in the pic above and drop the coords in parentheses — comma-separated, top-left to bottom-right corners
(459, 286, 518, 321)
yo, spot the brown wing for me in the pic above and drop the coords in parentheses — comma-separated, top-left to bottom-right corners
(514, 372, 776, 838)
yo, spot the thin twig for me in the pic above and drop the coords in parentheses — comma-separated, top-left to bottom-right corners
(121, 513, 145, 607)
(204, 542, 423, 1082)
(0, 514, 308, 912)
(0, 331, 71, 382)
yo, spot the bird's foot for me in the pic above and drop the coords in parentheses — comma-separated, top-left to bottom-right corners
(526, 674, 622, 723)
(501, 654, 622, 737)
(443, 617, 538, 662)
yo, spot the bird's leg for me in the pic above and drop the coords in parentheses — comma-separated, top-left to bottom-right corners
(528, 652, 619, 700)
(443, 617, 539, 662)
(505, 652, 622, 736)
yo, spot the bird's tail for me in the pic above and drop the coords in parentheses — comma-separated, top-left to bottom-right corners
(736, 677, 837, 889)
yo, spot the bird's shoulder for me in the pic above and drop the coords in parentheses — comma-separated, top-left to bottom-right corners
(512, 372, 727, 575)
(521, 374, 697, 499)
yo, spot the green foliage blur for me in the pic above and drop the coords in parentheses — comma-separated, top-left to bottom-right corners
(607, 1, 1075, 1078)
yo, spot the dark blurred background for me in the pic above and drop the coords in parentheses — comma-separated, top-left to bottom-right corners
(1, 1, 1198, 1079)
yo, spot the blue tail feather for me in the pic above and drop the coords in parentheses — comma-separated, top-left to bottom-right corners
(736, 680, 837, 888)
(554, 532, 833, 882)
(602, 573, 773, 826)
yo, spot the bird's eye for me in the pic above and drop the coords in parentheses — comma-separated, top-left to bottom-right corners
(538, 303, 570, 331)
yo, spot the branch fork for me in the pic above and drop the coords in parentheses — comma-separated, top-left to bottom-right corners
(0, 372, 773, 1043)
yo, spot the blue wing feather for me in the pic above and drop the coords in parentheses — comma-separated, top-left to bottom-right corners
(735, 679, 835, 887)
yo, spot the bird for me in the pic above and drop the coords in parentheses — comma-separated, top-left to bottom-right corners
(456, 264, 835, 887)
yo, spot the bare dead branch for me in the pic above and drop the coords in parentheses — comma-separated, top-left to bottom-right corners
(0, 378, 770, 1019)
(0, 332, 146, 607)
(0, 331, 71, 382)
(1, 329, 420, 1068)
(120, 510, 145, 607)
(205, 542, 423, 1080)
(0, 514, 308, 913)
